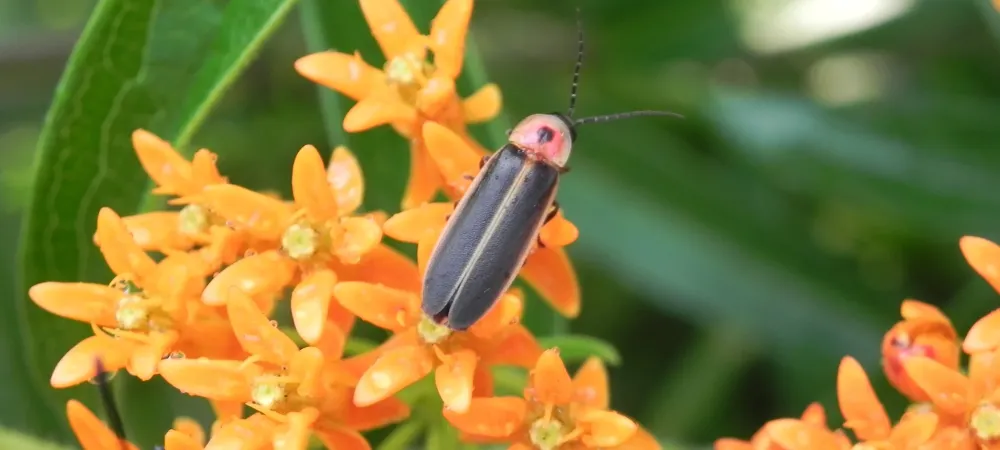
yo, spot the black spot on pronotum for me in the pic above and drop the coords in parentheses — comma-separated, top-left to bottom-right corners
(537, 126, 555, 144)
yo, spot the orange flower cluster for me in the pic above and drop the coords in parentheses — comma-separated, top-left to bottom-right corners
(715, 236, 1000, 450)
(30, 0, 659, 449)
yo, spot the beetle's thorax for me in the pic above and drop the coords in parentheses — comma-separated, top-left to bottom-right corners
(508, 113, 575, 168)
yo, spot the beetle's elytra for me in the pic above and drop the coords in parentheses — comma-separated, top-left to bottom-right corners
(420, 10, 682, 331)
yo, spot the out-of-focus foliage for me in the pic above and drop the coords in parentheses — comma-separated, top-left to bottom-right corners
(1, 0, 999, 447)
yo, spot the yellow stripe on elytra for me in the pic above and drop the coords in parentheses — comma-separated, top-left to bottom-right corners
(447, 160, 534, 304)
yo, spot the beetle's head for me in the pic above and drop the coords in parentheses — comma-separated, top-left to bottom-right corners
(508, 113, 576, 168)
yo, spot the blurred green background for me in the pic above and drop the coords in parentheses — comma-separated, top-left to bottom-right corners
(3, 0, 1000, 448)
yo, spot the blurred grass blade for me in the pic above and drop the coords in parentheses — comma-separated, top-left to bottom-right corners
(15, 0, 297, 444)
(375, 421, 425, 450)
(538, 334, 622, 366)
(0, 427, 71, 450)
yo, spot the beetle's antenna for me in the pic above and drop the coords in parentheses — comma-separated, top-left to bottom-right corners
(567, 8, 584, 119)
(93, 358, 128, 449)
(574, 110, 684, 125)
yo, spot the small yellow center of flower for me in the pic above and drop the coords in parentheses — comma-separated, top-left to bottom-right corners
(115, 295, 149, 330)
(417, 315, 452, 344)
(281, 223, 319, 260)
(178, 204, 209, 236)
(972, 403, 1000, 442)
(251, 380, 286, 410)
(385, 52, 430, 86)
(529, 418, 566, 450)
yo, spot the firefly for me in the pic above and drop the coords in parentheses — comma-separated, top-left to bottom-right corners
(421, 11, 683, 331)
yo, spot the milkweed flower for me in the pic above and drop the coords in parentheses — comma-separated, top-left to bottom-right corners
(881, 299, 960, 402)
(30, 208, 244, 386)
(177, 144, 420, 343)
(294, 0, 502, 209)
(333, 275, 541, 413)
(382, 121, 581, 318)
(960, 236, 1000, 355)
(67, 399, 207, 450)
(444, 349, 660, 450)
(159, 289, 409, 449)
(713, 403, 831, 450)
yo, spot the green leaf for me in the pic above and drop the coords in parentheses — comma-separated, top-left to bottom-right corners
(0, 427, 71, 450)
(538, 334, 623, 366)
(376, 421, 425, 450)
(14, 0, 297, 443)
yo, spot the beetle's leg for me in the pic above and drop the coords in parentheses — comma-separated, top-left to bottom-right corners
(445, 200, 461, 221)
(558, 165, 571, 175)
(479, 154, 491, 169)
(543, 201, 561, 224)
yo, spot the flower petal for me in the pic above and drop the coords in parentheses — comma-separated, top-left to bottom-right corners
(128, 330, 178, 380)
(190, 148, 226, 188)
(423, 121, 482, 193)
(417, 76, 457, 117)
(354, 344, 435, 406)
(900, 299, 951, 324)
(520, 247, 581, 318)
(291, 269, 338, 345)
(473, 364, 494, 397)
(164, 429, 204, 450)
(480, 324, 543, 368)
(334, 216, 383, 264)
(436, 349, 478, 413)
(578, 410, 638, 448)
(205, 414, 276, 450)
(961, 235, 1000, 294)
(612, 427, 662, 450)
(528, 348, 574, 405)
(328, 146, 365, 215)
(29, 282, 118, 327)
(383, 202, 452, 243)
(292, 145, 339, 222)
(313, 426, 372, 450)
(443, 396, 527, 438)
(462, 84, 502, 125)
(52, 335, 135, 388)
(294, 51, 383, 101)
(539, 212, 579, 248)
(965, 309, 1000, 354)
(766, 419, 842, 450)
(888, 410, 937, 448)
(191, 184, 293, 241)
(573, 357, 609, 410)
(96, 207, 157, 279)
(359, 0, 422, 60)
(837, 356, 890, 441)
(67, 400, 137, 450)
(429, 0, 472, 79)
(334, 281, 420, 331)
(344, 97, 417, 133)
(227, 289, 300, 364)
(132, 129, 195, 196)
(712, 439, 754, 450)
(799, 402, 827, 426)
(159, 358, 253, 402)
(202, 250, 297, 306)
(342, 394, 411, 431)
(117, 212, 192, 252)
(401, 138, 444, 210)
(331, 243, 422, 293)
(272, 407, 318, 450)
(467, 290, 523, 338)
(902, 356, 971, 416)
(172, 416, 207, 445)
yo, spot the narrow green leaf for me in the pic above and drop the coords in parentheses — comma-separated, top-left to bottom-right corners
(376, 421, 425, 450)
(15, 0, 297, 443)
(0, 427, 71, 450)
(538, 334, 623, 366)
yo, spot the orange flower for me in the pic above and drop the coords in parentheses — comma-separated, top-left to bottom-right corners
(901, 350, 1000, 448)
(109, 129, 242, 260)
(159, 289, 409, 449)
(713, 403, 830, 450)
(383, 121, 581, 318)
(960, 236, 1000, 355)
(31, 208, 243, 386)
(67, 399, 207, 450)
(881, 299, 960, 403)
(179, 145, 420, 344)
(294, 0, 502, 209)
(444, 349, 658, 450)
(836, 356, 937, 448)
(332, 269, 541, 413)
